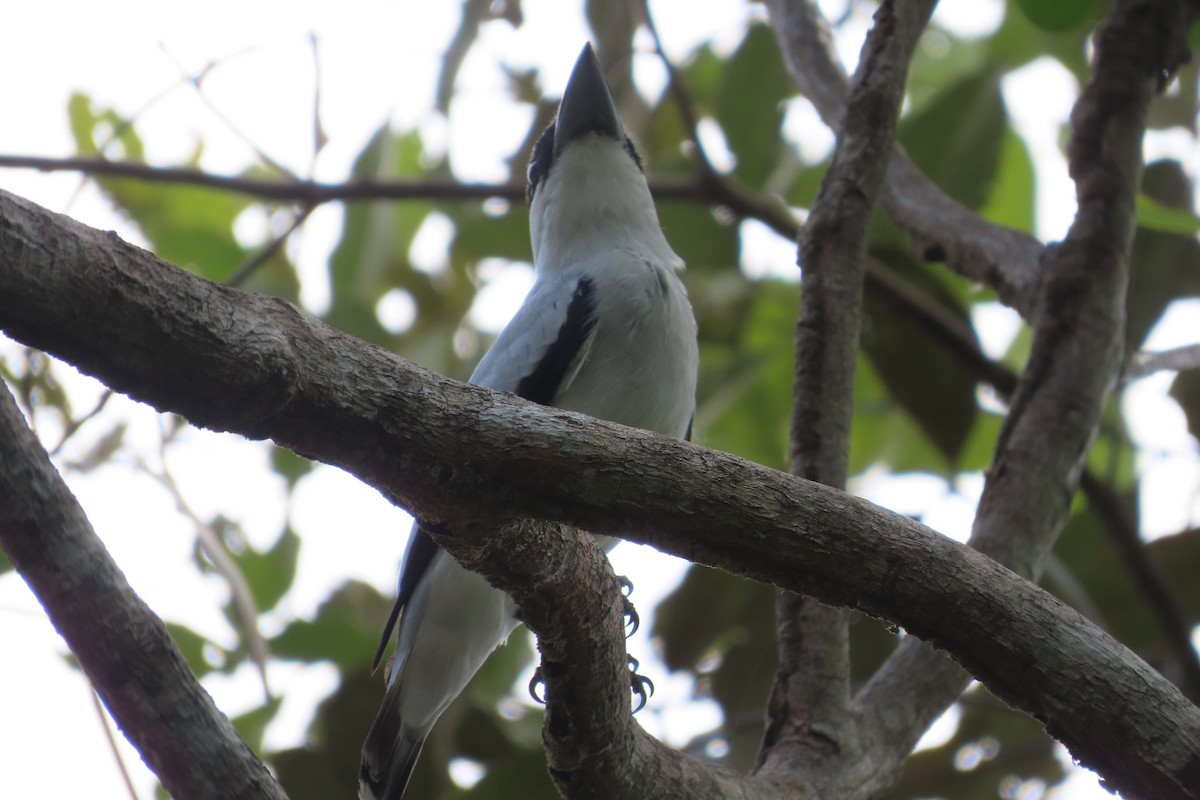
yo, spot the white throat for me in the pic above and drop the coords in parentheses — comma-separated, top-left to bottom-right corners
(529, 137, 681, 272)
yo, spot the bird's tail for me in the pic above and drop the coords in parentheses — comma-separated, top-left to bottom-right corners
(360, 692, 425, 800)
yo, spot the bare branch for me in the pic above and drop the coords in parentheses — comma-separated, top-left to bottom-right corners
(1127, 343, 1200, 379)
(2, 187, 1199, 799)
(0, 378, 286, 800)
(143, 443, 272, 702)
(761, 0, 938, 787)
(90, 689, 142, 800)
(765, 0, 1043, 314)
(0, 153, 525, 203)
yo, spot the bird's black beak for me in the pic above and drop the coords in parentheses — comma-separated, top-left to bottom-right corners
(554, 43, 623, 155)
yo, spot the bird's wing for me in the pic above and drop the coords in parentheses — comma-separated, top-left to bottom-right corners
(370, 273, 598, 669)
(471, 273, 598, 401)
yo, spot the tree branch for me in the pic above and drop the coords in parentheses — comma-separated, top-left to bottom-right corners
(2, 188, 1199, 798)
(0, 153, 792, 220)
(1127, 343, 1200, 380)
(765, 0, 1043, 315)
(856, 0, 1200, 783)
(762, 0, 937, 788)
(0, 376, 286, 800)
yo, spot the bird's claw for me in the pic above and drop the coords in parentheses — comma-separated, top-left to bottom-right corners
(528, 666, 546, 704)
(628, 655, 654, 713)
(617, 575, 639, 638)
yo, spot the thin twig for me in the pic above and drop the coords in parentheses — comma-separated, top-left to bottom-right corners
(91, 688, 142, 800)
(0, 154, 524, 202)
(142, 425, 272, 702)
(307, 32, 328, 174)
(638, 1, 720, 180)
(157, 42, 297, 179)
(226, 204, 315, 289)
(1127, 343, 1200, 380)
(50, 389, 114, 457)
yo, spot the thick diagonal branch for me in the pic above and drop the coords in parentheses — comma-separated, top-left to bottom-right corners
(0, 383, 287, 800)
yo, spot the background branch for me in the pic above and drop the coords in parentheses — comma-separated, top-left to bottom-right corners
(765, 0, 1043, 314)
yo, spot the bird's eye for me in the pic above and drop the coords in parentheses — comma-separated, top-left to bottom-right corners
(527, 122, 557, 204)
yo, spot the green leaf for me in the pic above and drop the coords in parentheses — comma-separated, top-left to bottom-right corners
(1171, 369, 1200, 442)
(979, 126, 1036, 232)
(68, 94, 254, 281)
(1148, 528, 1200, 617)
(271, 580, 390, 670)
(895, 690, 1064, 798)
(1128, 161, 1200, 349)
(898, 68, 1007, 212)
(656, 202, 740, 273)
(642, 44, 716, 173)
(165, 622, 220, 678)
(271, 669, 383, 800)
(653, 565, 777, 771)
(231, 697, 282, 752)
(1015, 0, 1102, 33)
(862, 253, 980, 465)
(464, 749, 559, 799)
(325, 125, 440, 346)
(270, 445, 315, 487)
(1135, 193, 1200, 236)
(450, 205, 531, 264)
(850, 354, 949, 475)
(716, 24, 791, 188)
(233, 526, 300, 615)
(695, 278, 796, 469)
(988, 2, 1092, 82)
(1052, 493, 1169, 657)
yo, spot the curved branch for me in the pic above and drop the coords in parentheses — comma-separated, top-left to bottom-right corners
(0, 380, 286, 800)
(765, 0, 1043, 315)
(2, 188, 1198, 799)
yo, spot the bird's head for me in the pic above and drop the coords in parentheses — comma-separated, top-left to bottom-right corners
(526, 43, 677, 270)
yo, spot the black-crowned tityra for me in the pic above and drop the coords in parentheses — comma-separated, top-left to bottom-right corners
(359, 42, 699, 800)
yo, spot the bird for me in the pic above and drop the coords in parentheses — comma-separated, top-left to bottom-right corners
(359, 42, 699, 800)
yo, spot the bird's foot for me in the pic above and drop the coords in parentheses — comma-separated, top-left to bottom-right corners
(528, 666, 546, 704)
(628, 655, 654, 713)
(617, 575, 639, 638)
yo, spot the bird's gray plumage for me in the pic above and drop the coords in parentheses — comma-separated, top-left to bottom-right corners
(360, 42, 698, 800)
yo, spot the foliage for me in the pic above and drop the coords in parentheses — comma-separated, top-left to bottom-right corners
(3, 1, 1199, 799)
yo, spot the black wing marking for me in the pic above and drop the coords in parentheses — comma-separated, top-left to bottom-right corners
(372, 525, 439, 671)
(515, 277, 597, 405)
(372, 279, 597, 668)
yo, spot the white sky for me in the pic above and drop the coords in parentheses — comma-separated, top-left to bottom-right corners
(1, 1, 1197, 799)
